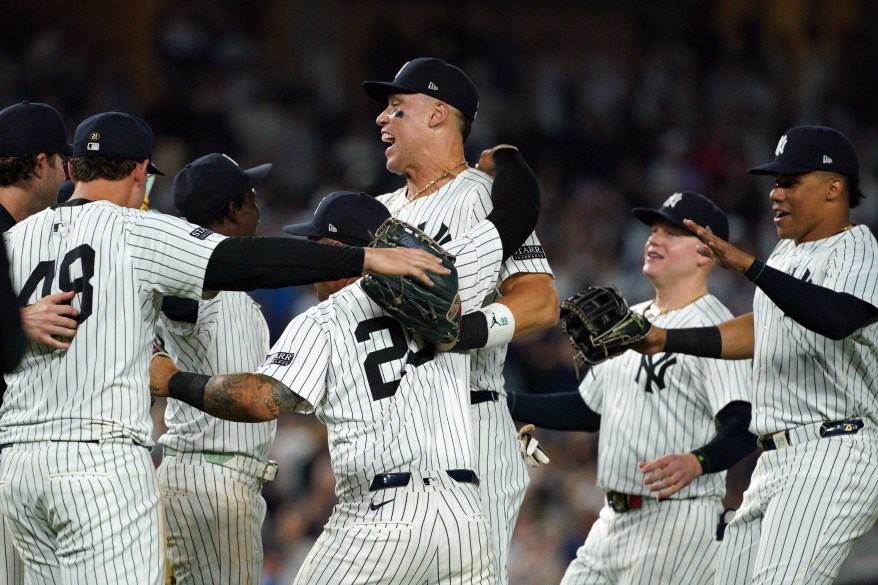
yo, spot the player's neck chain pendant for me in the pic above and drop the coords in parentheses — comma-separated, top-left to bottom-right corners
(407, 161, 468, 202)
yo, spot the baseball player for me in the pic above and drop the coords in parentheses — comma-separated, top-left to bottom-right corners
(156, 153, 276, 584)
(636, 126, 878, 585)
(0, 110, 448, 585)
(0, 100, 77, 585)
(149, 146, 541, 584)
(362, 57, 559, 584)
(509, 192, 755, 584)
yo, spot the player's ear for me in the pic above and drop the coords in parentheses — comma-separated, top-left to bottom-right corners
(31, 153, 49, 179)
(428, 101, 449, 128)
(824, 174, 845, 202)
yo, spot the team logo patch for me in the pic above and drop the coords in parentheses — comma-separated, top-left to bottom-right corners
(268, 352, 295, 366)
(189, 227, 213, 240)
(512, 245, 546, 260)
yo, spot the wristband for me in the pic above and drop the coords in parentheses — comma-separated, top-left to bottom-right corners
(167, 371, 210, 411)
(482, 303, 516, 348)
(664, 326, 722, 358)
(744, 258, 766, 282)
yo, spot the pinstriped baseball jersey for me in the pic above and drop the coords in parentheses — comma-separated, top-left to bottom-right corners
(752, 225, 878, 435)
(377, 168, 553, 396)
(256, 220, 503, 500)
(580, 295, 751, 498)
(157, 291, 274, 458)
(1, 200, 225, 445)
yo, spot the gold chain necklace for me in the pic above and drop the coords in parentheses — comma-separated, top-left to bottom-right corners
(646, 293, 707, 318)
(406, 161, 467, 202)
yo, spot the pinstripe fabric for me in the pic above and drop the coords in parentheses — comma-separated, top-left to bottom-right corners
(0, 201, 223, 584)
(0, 442, 163, 585)
(714, 225, 878, 584)
(256, 221, 504, 583)
(752, 226, 878, 435)
(156, 291, 273, 585)
(581, 296, 751, 498)
(379, 168, 554, 584)
(158, 457, 266, 585)
(0, 512, 23, 585)
(715, 428, 878, 585)
(563, 294, 750, 584)
(561, 498, 722, 585)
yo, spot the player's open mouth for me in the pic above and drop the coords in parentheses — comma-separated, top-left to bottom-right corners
(381, 132, 395, 144)
(774, 210, 790, 223)
(646, 250, 663, 260)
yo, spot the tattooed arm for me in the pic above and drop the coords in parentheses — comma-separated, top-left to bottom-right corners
(150, 354, 307, 422)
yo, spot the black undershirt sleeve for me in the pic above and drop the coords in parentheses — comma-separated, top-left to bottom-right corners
(507, 391, 601, 432)
(167, 371, 210, 412)
(0, 238, 25, 373)
(745, 259, 877, 340)
(203, 237, 365, 292)
(690, 401, 756, 474)
(486, 149, 541, 258)
(161, 296, 199, 324)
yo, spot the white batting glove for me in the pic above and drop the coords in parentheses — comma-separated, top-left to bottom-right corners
(517, 424, 550, 468)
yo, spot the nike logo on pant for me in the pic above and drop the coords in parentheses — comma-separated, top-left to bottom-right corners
(369, 499, 395, 511)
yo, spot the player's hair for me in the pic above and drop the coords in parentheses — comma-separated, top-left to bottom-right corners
(68, 155, 137, 182)
(0, 154, 61, 187)
(451, 108, 472, 143)
(846, 174, 864, 208)
(200, 190, 250, 229)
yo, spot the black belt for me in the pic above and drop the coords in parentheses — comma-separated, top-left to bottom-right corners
(758, 418, 864, 451)
(470, 391, 499, 405)
(606, 491, 643, 513)
(0, 439, 99, 449)
(369, 469, 480, 491)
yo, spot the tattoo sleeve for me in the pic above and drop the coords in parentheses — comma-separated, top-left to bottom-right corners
(204, 373, 307, 422)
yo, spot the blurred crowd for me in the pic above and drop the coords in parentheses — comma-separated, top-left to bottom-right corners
(4, 0, 878, 583)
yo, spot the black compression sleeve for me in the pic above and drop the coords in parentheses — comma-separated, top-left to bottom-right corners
(690, 401, 756, 474)
(664, 327, 722, 358)
(744, 259, 877, 339)
(0, 239, 25, 373)
(167, 372, 211, 411)
(507, 391, 601, 432)
(487, 149, 541, 258)
(203, 237, 365, 291)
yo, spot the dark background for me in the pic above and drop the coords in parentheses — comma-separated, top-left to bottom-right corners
(5, 1, 878, 582)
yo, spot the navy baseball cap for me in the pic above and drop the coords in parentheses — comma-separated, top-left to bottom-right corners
(73, 111, 164, 175)
(173, 153, 271, 223)
(748, 125, 858, 178)
(632, 191, 729, 241)
(363, 57, 479, 121)
(283, 191, 390, 247)
(0, 102, 71, 157)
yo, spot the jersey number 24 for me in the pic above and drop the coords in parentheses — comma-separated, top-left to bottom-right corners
(356, 316, 435, 401)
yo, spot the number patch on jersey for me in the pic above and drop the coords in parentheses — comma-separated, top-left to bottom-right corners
(355, 316, 435, 401)
(189, 227, 213, 240)
(18, 244, 96, 323)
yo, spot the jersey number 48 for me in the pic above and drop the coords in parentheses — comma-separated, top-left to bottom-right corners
(18, 244, 95, 323)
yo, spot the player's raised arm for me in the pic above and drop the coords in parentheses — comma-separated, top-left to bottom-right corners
(637, 312, 755, 360)
(150, 353, 306, 422)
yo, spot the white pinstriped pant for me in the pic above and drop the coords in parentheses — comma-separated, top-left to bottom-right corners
(561, 497, 722, 585)
(471, 397, 530, 585)
(0, 441, 163, 585)
(294, 473, 495, 585)
(1, 513, 24, 585)
(715, 426, 878, 585)
(158, 455, 267, 585)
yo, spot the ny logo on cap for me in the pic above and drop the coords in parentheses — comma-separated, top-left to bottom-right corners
(428, 82, 439, 91)
(775, 134, 788, 156)
(663, 192, 684, 208)
(89, 132, 100, 141)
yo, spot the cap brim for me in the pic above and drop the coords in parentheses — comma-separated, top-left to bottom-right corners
(362, 81, 416, 105)
(282, 222, 325, 238)
(147, 161, 165, 176)
(61, 143, 73, 156)
(631, 208, 692, 235)
(244, 162, 272, 186)
(747, 161, 811, 176)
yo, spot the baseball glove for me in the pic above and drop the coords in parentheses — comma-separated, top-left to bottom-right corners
(361, 218, 461, 344)
(560, 286, 652, 374)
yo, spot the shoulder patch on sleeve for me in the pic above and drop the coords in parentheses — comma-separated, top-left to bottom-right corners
(512, 245, 546, 260)
(190, 227, 214, 240)
(265, 352, 295, 366)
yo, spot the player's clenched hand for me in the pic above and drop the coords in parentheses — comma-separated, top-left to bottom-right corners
(475, 144, 519, 177)
(149, 346, 178, 398)
(21, 290, 79, 349)
(640, 452, 703, 500)
(683, 219, 754, 273)
(362, 247, 450, 288)
(517, 424, 550, 468)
